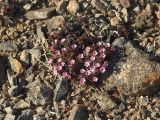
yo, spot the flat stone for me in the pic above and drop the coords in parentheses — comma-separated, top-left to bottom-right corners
(68, 105, 89, 120)
(105, 39, 160, 95)
(4, 114, 15, 120)
(37, 26, 46, 44)
(94, 93, 117, 110)
(26, 7, 56, 20)
(54, 79, 69, 102)
(46, 15, 65, 32)
(26, 80, 52, 105)
(29, 48, 42, 66)
(0, 41, 19, 52)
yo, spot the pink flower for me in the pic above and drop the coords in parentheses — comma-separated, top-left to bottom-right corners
(61, 61, 65, 66)
(85, 47, 91, 53)
(78, 54, 84, 59)
(52, 68, 58, 75)
(100, 67, 106, 73)
(47, 59, 53, 64)
(90, 56, 95, 61)
(60, 38, 65, 44)
(95, 63, 100, 68)
(71, 44, 77, 49)
(54, 39, 58, 44)
(69, 59, 75, 65)
(106, 43, 111, 47)
(103, 61, 108, 67)
(57, 65, 62, 71)
(92, 51, 98, 56)
(100, 53, 106, 58)
(67, 75, 71, 79)
(80, 77, 86, 85)
(97, 42, 102, 46)
(55, 50, 60, 55)
(92, 76, 98, 82)
(57, 58, 62, 63)
(62, 72, 68, 77)
(61, 48, 67, 52)
(99, 48, 106, 53)
(89, 67, 96, 73)
(84, 61, 90, 67)
(85, 70, 91, 76)
(80, 68, 85, 74)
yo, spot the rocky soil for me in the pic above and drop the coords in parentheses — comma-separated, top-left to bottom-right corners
(0, 0, 160, 120)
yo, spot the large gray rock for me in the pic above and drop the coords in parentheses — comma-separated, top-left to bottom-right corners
(0, 41, 19, 52)
(94, 93, 117, 110)
(46, 15, 65, 32)
(105, 38, 160, 95)
(26, 80, 52, 105)
(54, 79, 69, 102)
(68, 105, 89, 120)
(26, 7, 56, 20)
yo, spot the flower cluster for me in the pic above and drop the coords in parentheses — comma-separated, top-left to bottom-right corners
(48, 33, 113, 85)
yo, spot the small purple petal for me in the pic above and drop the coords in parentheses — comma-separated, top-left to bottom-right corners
(80, 77, 86, 85)
(95, 63, 100, 68)
(69, 59, 75, 65)
(71, 44, 77, 49)
(90, 56, 96, 61)
(84, 61, 90, 67)
(92, 51, 98, 56)
(85, 70, 91, 76)
(47, 59, 53, 64)
(92, 76, 98, 82)
(78, 54, 84, 59)
(60, 38, 65, 44)
(100, 67, 106, 73)
(80, 68, 85, 74)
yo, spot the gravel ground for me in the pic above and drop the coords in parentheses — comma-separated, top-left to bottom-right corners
(0, 0, 160, 120)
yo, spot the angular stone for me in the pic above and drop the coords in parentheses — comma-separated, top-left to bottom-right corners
(94, 93, 117, 110)
(29, 48, 42, 66)
(26, 80, 52, 105)
(0, 41, 19, 52)
(37, 26, 46, 44)
(46, 15, 65, 32)
(20, 50, 30, 67)
(26, 7, 56, 20)
(7, 69, 18, 86)
(106, 39, 160, 95)
(54, 79, 69, 102)
(68, 105, 89, 120)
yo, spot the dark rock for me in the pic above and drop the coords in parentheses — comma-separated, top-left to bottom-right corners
(17, 115, 33, 120)
(54, 79, 69, 102)
(0, 61, 5, 84)
(26, 80, 52, 105)
(106, 40, 160, 95)
(46, 15, 65, 32)
(119, 103, 126, 112)
(8, 86, 23, 97)
(94, 93, 117, 110)
(0, 41, 19, 52)
(26, 7, 56, 20)
(7, 69, 18, 86)
(68, 105, 89, 120)
(56, 0, 68, 14)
